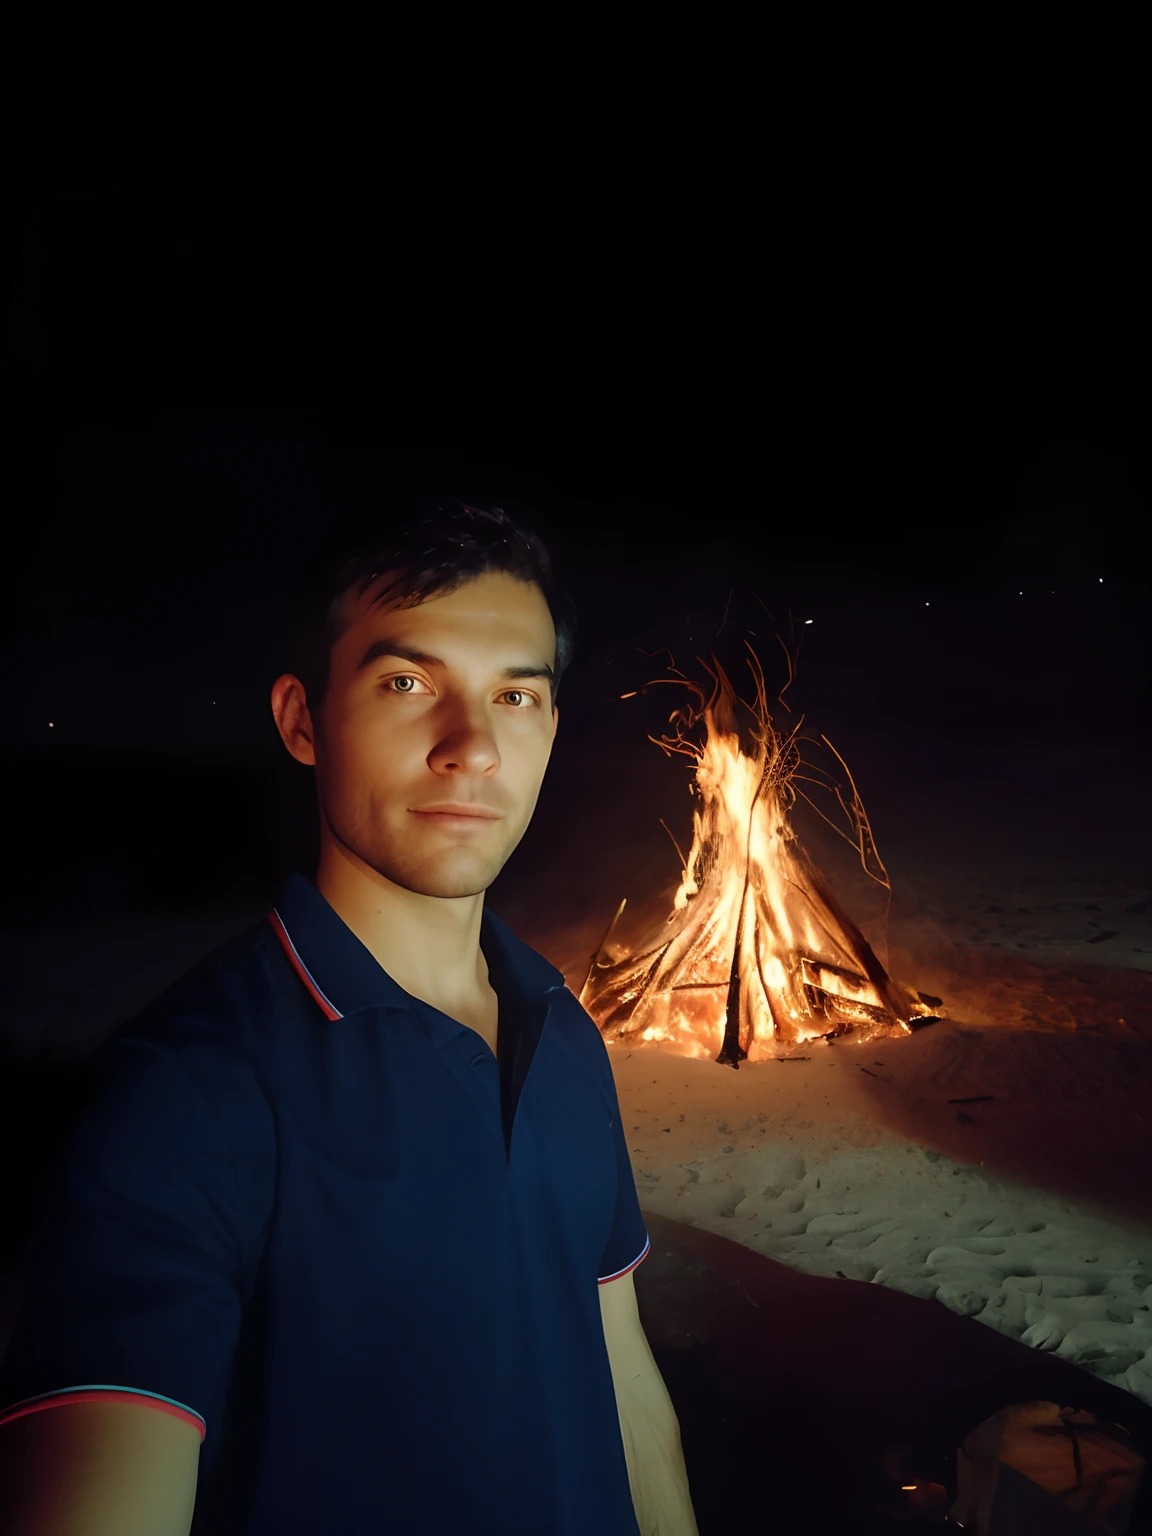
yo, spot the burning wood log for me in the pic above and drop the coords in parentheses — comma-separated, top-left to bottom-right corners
(580, 646, 943, 1067)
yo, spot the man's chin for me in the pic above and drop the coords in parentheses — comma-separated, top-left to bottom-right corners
(367, 851, 505, 901)
(406, 875, 494, 899)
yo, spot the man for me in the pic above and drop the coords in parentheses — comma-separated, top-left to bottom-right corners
(0, 504, 699, 1534)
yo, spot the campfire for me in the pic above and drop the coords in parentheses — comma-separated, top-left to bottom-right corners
(580, 645, 943, 1068)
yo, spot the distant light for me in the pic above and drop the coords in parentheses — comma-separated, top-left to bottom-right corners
(804, 619, 813, 624)
(48, 721, 54, 728)
(1099, 577, 1103, 582)
(1019, 591, 1023, 595)
(925, 602, 929, 606)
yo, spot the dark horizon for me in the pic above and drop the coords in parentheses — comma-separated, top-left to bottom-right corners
(2, 46, 1144, 769)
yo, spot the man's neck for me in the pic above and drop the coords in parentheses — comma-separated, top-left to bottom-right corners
(313, 838, 492, 1016)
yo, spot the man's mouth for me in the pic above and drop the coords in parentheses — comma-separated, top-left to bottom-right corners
(409, 803, 503, 826)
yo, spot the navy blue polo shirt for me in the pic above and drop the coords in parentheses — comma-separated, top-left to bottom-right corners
(0, 873, 650, 1534)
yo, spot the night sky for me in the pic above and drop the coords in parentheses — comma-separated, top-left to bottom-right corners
(2, 30, 1146, 925)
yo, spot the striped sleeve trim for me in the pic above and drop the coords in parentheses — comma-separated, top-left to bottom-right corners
(0, 1386, 207, 1442)
(597, 1232, 651, 1284)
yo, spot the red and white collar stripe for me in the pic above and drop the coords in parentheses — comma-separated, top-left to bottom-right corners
(268, 909, 344, 1021)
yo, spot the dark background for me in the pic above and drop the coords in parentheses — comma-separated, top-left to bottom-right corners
(1, 28, 1146, 951)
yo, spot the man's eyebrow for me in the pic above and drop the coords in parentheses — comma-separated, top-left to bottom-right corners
(355, 639, 555, 686)
(355, 640, 441, 673)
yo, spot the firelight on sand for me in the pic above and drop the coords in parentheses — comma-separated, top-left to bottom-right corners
(581, 646, 943, 1066)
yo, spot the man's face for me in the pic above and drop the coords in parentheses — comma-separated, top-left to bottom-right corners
(290, 569, 560, 899)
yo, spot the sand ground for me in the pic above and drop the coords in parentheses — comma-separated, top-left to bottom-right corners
(535, 857, 1152, 1415)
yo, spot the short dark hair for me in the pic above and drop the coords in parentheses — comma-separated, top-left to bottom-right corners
(282, 502, 576, 717)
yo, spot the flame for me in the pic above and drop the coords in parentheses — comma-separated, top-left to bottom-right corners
(580, 646, 941, 1065)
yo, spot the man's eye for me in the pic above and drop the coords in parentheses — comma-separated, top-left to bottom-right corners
(386, 675, 427, 694)
(501, 690, 536, 707)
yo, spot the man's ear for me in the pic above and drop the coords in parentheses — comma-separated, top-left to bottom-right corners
(551, 704, 559, 740)
(271, 674, 317, 766)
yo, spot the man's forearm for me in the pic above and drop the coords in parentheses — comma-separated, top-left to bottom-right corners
(614, 1361, 699, 1536)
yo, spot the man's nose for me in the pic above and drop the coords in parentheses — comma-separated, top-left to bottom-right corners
(427, 711, 501, 776)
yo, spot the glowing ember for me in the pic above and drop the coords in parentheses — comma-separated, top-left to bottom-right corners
(580, 646, 942, 1067)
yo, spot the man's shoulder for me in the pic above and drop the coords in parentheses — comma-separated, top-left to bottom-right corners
(91, 912, 284, 1089)
(12, 919, 283, 1269)
(482, 906, 567, 998)
(146, 910, 280, 1017)
(530, 969, 617, 1078)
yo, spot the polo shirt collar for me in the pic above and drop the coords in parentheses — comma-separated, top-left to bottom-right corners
(270, 872, 565, 1021)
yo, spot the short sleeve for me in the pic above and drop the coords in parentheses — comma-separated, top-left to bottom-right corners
(596, 1067, 651, 1284)
(0, 1033, 273, 1451)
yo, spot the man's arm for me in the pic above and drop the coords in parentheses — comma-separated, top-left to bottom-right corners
(0, 1399, 200, 1535)
(599, 1270, 699, 1536)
